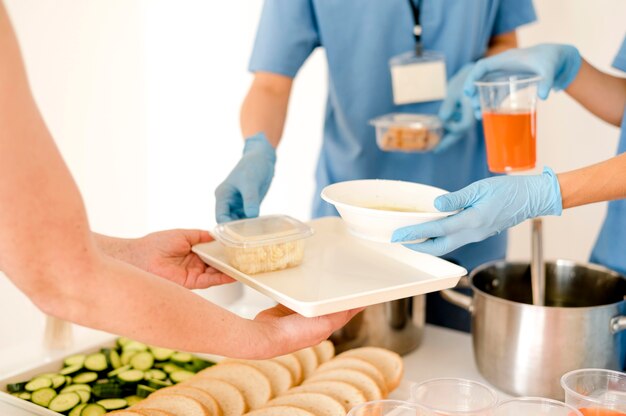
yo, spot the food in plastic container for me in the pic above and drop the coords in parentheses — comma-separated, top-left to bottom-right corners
(213, 215, 313, 275)
(369, 113, 442, 152)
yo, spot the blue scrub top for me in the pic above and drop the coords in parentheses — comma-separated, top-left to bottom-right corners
(590, 35, 626, 276)
(249, 0, 536, 331)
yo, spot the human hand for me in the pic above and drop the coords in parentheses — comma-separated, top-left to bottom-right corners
(98, 230, 234, 289)
(464, 44, 582, 117)
(435, 64, 476, 153)
(248, 304, 363, 359)
(215, 133, 276, 224)
(391, 168, 563, 256)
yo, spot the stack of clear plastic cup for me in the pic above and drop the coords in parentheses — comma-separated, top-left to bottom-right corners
(561, 369, 626, 416)
(411, 378, 499, 415)
(495, 397, 583, 416)
(348, 400, 428, 416)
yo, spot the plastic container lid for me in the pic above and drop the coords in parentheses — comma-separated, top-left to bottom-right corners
(213, 215, 314, 248)
(369, 113, 442, 130)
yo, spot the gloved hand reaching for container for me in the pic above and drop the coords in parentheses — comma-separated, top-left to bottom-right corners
(215, 133, 276, 223)
(435, 64, 476, 153)
(391, 168, 563, 256)
(463, 44, 582, 117)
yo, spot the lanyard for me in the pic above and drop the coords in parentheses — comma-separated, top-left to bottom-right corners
(407, 0, 423, 56)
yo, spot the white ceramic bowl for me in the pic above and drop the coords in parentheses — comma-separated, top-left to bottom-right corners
(321, 179, 456, 243)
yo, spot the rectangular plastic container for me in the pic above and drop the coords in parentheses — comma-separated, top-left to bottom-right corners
(212, 215, 313, 275)
(369, 113, 443, 153)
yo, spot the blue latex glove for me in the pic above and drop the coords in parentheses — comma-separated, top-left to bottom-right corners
(391, 167, 563, 256)
(464, 44, 582, 118)
(435, 63, 476, 153)
(215, 133, 276, 223)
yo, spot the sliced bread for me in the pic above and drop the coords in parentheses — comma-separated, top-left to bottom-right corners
(134, 410, 176, 416)
(133, 394, 210, 416)
(197, 362, 271, 410)
(272, 354, 303, 385)
(304, 369, 382, 401)
(266, 392, 346, 416)
(225, 359, 292, 397)
(293, 347, 319, 380)
(316, 357, 388, 397)
(285, 381, 366, 411)
(244, 405, 315, 416)
(185, 378, 247, 416)
(338, 347, 403, 391)
(151, 386, 221, 416)
(313, 341, 335, 364)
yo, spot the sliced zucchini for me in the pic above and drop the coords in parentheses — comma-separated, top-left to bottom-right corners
(170, 370, 195, 383)
(171, 352, 193, 365)
(31, 387, 57, 407)
(7, 381, 27, 393)
(69, 403, 87, 416)
(107, 364, 132, 378)
(18, 392, 31, 400)
(150, 346, 174, 361)
(60, 364, 83, 376)
(25, 377, 52, 392)
(64, 354, 86, 367)
(92, 381, 123, 399)
(136, 384, 156, 398)
(117, 369, 144, 384)
(76, 390, 91, 403)
(84, 353, 108, 372)
(185, 358, 214, 373)
(144, 369, 167, 381)
(117, 337, 132, 348)
(130, 351, 154, 371)
(61, 384, 92, 393)
(123, 341, 147, 352)
(120, 350, 137, 366)
(80, 403, 106, 416)
(102, 348, 122, 369)
(124, 395, 143, 407)
(146, 378, 171, 390)
(72, 372, 98, 384)
(65, 375, 73, 386)
(96, 398, 127, 410)
(48, 392, 81, 413)
(51, 374, 67, 389)
(162, 363, 184, 374)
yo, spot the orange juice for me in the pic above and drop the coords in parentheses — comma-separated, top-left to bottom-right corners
(578, 408, 626, 416)
(482, 110, 536, 173)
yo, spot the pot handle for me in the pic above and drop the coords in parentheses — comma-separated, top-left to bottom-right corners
(610, 316, 626, 334)
(441, 289, 473, 313)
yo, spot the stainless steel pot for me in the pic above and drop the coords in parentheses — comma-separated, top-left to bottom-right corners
(442, 260, 626, 400)
(330, 295, 425, 355)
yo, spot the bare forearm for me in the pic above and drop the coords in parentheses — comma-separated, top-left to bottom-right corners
(484, 31, 518, 57)
(240, 72, 292, 147)
(566, 59, 626, 127)
(22, 252, 263, 357)
(558, 152, 626, 209)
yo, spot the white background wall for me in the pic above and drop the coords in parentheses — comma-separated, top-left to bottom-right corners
(2, 1, 626, 281)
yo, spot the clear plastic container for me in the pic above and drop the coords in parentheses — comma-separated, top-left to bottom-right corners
(369, 113, 443, 153)
(561, 369, 626, 416)
(213, 215, 313, 275)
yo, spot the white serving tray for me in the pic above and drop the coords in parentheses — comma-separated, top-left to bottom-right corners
(193, 217, 467, 318)
(0, 336, 414, 416)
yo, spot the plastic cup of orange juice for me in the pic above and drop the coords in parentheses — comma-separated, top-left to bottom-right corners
(495, 397, 582, 416)
(561, 369, 626, 416)
(475, 72, 541, 173)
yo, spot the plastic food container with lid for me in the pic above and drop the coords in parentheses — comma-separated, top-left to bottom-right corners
(212, 215, 314, 275)
(369, 113, 443, 153)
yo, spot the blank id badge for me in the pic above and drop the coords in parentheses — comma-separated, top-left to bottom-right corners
(389, 50, 447, 105)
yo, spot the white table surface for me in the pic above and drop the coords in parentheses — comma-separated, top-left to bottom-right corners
(0, 273, 505, 415)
